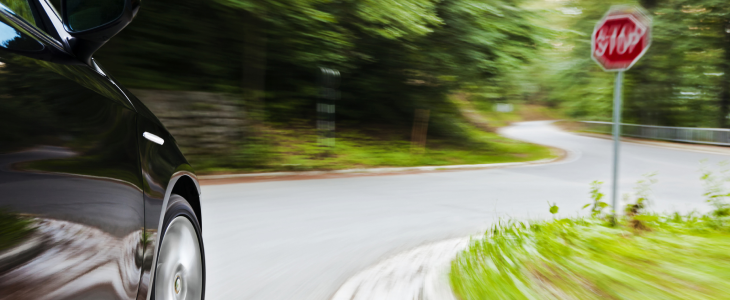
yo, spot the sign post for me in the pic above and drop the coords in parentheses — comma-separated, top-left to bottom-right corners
(611, 71, 623, 222)
(591, 6, 651, 221)
(318, 67, 340, 155)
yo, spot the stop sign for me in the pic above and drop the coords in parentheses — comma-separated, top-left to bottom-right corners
(592, 7, 651, 71)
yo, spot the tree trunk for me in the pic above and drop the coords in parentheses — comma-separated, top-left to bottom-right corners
(719, 20, 730, 128)
(242, 11, 267, 129)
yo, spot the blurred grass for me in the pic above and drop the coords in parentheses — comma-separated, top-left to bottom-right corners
(196, 121, 555, 174)
(0, 209, 36, 251)
(192, 95, 561, 175)
(450, 214, 730, 300)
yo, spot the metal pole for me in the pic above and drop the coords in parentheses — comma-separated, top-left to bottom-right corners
(611, 71, 624, 223)
(317, 67, 339, 154)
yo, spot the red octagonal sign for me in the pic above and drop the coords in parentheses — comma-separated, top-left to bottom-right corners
(592, 7, 652, 71)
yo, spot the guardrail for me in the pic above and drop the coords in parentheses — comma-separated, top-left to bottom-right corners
(580, 121, 730, 146)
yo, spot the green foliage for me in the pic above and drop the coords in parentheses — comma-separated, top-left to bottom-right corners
(583, 180, 609, 217)
(95, 0, 544, 136)
(547, 202, 559, 215)
(451, 213, 730, 300)
(700, 161, 730, 216)
(625, 172, 658, 215)
(140, 230, 152, 246)
(1, 0, 36, 25)
(0, 209, 35, 251)
(535, 0, 730, 127)
(195, 123, 554, 173)
(451, 171, 730, 299)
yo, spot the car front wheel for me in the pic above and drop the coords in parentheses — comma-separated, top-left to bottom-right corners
(153, 194, 205, 300)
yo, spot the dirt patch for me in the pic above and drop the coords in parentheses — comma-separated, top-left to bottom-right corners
(552, 120, 585, 132)
(518, 104, 560, 121)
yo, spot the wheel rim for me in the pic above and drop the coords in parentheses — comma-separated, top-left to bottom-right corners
(156, 216, 203, 300)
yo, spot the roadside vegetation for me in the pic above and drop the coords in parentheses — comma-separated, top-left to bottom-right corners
(188, 93, 560, 174)
(195, 121, 555, 174)
(450, 167, 730, 299)
(91, 0, 730, 172)
(93, 0, 560, 174)
(0, 209, 35, 251)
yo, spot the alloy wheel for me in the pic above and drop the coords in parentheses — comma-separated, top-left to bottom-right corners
(155, 216, 203, 300)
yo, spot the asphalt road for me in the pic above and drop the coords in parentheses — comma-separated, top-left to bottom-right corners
(202, 121, 730, 300)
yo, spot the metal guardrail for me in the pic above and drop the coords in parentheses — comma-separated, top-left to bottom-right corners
(580, 121, 730, 146)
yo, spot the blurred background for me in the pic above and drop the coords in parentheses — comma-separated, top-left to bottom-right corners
(8, 0, 729, 299)
(89, 0, 730, 174)
(93, 0, 730, 174)
(87, 0, 728, 174)
(88, 0, 730, 174)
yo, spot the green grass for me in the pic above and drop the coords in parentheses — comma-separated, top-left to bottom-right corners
(194, 94, 561, 174)
(195, 122, 555, 174)
(0, 209, 36, 251)
(450, 214, 730, 300)
(189, 94, 562, 174)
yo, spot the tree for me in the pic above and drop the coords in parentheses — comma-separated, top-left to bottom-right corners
(542, 0, 730, 128)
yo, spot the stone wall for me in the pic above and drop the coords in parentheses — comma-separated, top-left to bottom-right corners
(130, 89, 245, 156)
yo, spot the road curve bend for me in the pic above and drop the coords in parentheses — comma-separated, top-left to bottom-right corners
(202, 121, 730, 300)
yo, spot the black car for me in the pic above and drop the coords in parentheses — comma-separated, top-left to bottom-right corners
(0, 0, 205, 299)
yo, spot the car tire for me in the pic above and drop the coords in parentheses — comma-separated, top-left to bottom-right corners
(152, 194, 205, 300)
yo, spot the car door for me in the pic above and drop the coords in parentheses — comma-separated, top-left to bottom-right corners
(0, 3, 144, 300)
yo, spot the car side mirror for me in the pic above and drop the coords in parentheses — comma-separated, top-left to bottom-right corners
(60, 0, 140, 64)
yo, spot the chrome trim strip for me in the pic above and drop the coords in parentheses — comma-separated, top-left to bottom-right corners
(107, 76, 136, 110)
(91, 59, 107, 76)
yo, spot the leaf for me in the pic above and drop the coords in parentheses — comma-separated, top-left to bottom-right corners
(550, 205, 559, 214)
(633, 215, 659, 222)
(582, 204, 591, 209)
(597, 202, 609, 208)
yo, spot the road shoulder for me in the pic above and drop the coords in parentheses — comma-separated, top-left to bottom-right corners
(199, 146, 566, 185)
(576, 132, 730, 155)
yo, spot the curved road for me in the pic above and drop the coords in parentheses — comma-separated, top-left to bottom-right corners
(203, 121, 730, 300)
